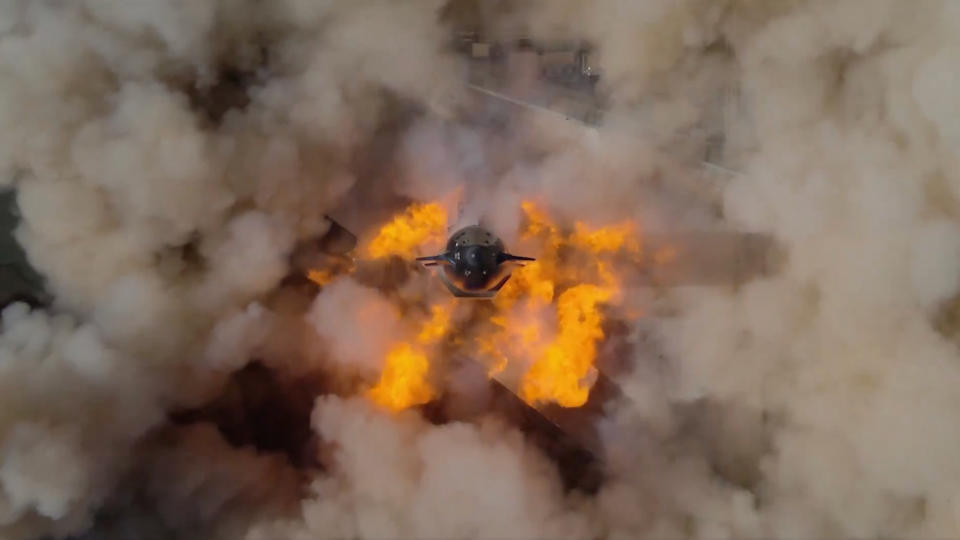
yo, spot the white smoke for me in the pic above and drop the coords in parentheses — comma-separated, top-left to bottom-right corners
(1, 0, 959, 539)
(306, 278, 407, 379)
(0, 303, 164, 538)
(248, 396, 595, 540)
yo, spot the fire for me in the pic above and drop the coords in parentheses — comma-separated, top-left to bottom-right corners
(493, 203, 563, 309)
(495, 258, 555, 308)
(478, 202, 636, 408)
(306, 269, 335, 287)
(417, 303, 453, 343)
(367, 303, 452, 412)
(480, 341, 509, 377)
(520, 201, 561, 240)
(520, 284, 611, 407)
(477, 311, 545, 377)
(366, 202, 447, 259)
(570, 221, 640, 255)
(359, 199, 641, 410)
(367, 343, 434, 411)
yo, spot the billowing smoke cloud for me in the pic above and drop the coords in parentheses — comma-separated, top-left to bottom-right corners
(306, 278, 407, 379)
(247, 396, 595, 540)
(1, 0, 960, 538)
(0, 303, 164, 537)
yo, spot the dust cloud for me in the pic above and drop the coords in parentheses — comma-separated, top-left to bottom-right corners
(1, 0, 959, 538)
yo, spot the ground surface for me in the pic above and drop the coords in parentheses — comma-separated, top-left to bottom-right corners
(0, 190, 48, 308)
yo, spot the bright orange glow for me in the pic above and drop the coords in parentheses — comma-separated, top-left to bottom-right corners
(476, 202, 638, 408)
(367, 343, 434, 411)
(477, 311, 545, 377)
(496, 259, 556, 308)
(478, 332, 509, 377)
(306, 269, 335, 287)
(520, 201, 561, 240)
(368, 303, 452, 412)
(417, 304, 452, 344)
(570, 221, 640, 255)
(366, 202, 447, 259)
(478, 315, 511, 376)
(361, 199, 640, 410)
(520, 284, 611, 407)
(494, 204, 563, 310)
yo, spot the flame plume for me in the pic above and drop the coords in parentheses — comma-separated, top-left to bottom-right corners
(519, 283, 612, 407)
(357, 200, 638, 411)
(479, 202, 636, 408)
(366, 202, 447, 259)
(306, 269, 336, 287)
(368, 303, 452, 412)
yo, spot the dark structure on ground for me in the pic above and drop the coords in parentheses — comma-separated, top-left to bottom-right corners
(0, 189, 49, 311)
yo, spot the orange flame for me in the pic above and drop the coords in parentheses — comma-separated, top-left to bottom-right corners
(570, 222, 640, 255)
(477, 312, 545, 378)
(367, 343, 434, 411)
(360, 199, 640, 410)
(367, 303, 452, 412)
(520, 283, 611, 407)
(306, 269, 335, 287)
(478, 202, 636, 408)
(366, 202, 447, 259)
(417, 304, 452, 343)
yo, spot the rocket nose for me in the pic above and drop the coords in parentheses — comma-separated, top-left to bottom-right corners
(461, 245, 482, 264)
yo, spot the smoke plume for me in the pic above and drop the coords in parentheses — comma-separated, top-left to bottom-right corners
(1, 0, 959, 538)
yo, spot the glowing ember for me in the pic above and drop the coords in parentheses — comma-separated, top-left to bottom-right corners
(366, 202, 447, 259)
(368, 303, 452, 412)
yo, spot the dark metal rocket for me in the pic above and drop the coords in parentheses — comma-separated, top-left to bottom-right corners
(416, 225, 535, 298)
